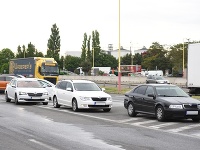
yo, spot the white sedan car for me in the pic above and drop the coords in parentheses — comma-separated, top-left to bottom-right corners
(52, 80, 112, 112)
(5, 78, 49, 105)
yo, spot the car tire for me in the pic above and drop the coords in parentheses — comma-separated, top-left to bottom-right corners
(5, 92, 11, 102)
(15, 94, 19, 105)
(192, 118, 200, 122)
(103, 108, 111, 112)
(53, 96, 60, 108)
(72, 99, 79, 112)
(127, 102, 137, 117)
(156, 105, 165, 122)
(43, 102, 48, 105)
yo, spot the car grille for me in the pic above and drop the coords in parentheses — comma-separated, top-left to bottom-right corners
(23, 99, 45, 101)
(88, 105, 109, 108)
(183, 104, 198, 109)
(91, 97, 107, 101)
(27, 93, 43, 97)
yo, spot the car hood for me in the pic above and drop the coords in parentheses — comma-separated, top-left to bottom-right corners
(75, 91, 111, 97)
(17, 88, 47, 93)
(160, 97, 200, 104)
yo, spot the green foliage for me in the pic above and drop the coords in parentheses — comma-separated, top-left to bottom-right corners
(0, 48, 15, 73)
(81, 60, 92, 75)
(142, 42, 171, 72)
(81, 33, 87, 61)
(121, 53, 131, 65)
(133, 53, 143, 65)
(95, 53, 118, 68)
(64, 55, 81, 72)
(47, 23, 61, 63)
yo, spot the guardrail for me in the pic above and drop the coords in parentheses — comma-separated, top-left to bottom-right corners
(59, 75, 187, 88)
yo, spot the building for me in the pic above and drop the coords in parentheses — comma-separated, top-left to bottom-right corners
(134, 46, 148, 54)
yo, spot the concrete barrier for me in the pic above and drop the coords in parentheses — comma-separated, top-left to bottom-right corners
(59, 75, 187, 86)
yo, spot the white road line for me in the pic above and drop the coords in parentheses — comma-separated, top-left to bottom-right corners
(37, 106, 118, 123)
(149, 122, 178, 129)
(29, 139, 59, 150)
(131, 120, 157, 126)
(168, 124, 200, 133)
(118, 118, 140, 123)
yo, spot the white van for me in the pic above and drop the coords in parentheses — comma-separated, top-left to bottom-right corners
(145, 70, 163, 76)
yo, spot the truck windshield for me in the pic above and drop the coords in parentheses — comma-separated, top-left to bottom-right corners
(41, 65, 59, 75)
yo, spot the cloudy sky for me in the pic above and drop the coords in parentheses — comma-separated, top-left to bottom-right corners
(0, 0, 199, 56)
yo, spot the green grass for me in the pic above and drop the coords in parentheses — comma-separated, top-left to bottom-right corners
(101, 86, 131, 94)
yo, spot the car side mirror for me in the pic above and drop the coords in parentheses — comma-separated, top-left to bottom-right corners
(148, 93, 156, 99)
(66, 87, 73, 92)
(11, 85, 16, 88)
(101, 88, 105, 91)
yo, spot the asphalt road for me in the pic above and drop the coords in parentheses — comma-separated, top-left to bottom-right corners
(0, 93, 200, 150)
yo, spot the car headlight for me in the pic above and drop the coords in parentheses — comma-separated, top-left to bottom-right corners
(107, 97, 112, 101)
(80, 96, 91, 101)
(43, 92, 48, 95)
(19, 91, 27, 95)
(169, 105, 183, 109)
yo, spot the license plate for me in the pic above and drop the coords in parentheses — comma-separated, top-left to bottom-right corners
(186, 111, 198, 115)
(94, 102, 105, 105)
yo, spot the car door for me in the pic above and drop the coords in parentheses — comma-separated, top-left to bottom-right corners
(131, 85, 147, 112)
(7, 79, 17, 100)
(63, 82, 74, 106)
(56, 81, 67, 105)
(38, 80, 54, 99)
(143, 86, 156, 114)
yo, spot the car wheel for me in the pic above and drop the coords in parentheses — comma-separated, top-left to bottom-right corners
(5, 92, 11, 102)
(43, 102, 48, 105)
(53, 96, 60, 108)
(103, 108, 111, 112)
(192, 118, 200, 122)
(72, 99, 79, 112)
(127, 102, 137, 117)
(156, 105, 165, 121)
(15, 94, 19, 105)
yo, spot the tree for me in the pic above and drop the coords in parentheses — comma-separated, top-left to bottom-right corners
(133, 53, 143, 65)
(81, 33, 87, 61)
(26, 42, 36, 57)
(64, 55, 82, 72)
(47, 23, 61, 63)
(142, 42, 171, 72)
(15, 45, 24, 58)
(92, 30, 101, 67)
(121, 53, 131, 65)
(0, 48, 15, 73)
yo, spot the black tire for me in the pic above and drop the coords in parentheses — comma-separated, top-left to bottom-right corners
(192, 118, 200, 122)
(43, 102, 48, 105)
(103, 108, 111, 112)
(53, 96, 60, 108)
(15, 94, 19, 105)
(5, 92, 11, 102)
(156, 105, 165, 121)
(72, 99, 79, 112)
(127, 102, 137, 117)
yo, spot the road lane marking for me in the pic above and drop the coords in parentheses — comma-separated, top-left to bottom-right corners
(167, 124, 200, 133)
(149, 122, 178, 129)
(131, 120, 157, 126)
(118, 118, 140, 123)
(29, 139, 59, 150)
(36, 105, 200, 140)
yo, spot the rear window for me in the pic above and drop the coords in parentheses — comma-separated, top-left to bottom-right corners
(0, 77, 5, 81)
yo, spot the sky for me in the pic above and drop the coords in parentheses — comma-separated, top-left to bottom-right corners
(0, 0, 200, 56)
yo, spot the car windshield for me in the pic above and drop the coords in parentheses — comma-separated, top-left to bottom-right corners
(156, 86, 189, 97)
(17, 81, 42, 88)
(73, 83, 101, 91)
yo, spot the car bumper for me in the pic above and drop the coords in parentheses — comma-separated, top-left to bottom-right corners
(77, 101, 112, 109)
(165, 109, 200, 119)
(18, 95, 49, 103)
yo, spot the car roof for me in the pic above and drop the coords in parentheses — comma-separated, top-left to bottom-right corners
(141, 84, 176, 87)
(60, 79, 94, 83)
(13, 78, 38, 81)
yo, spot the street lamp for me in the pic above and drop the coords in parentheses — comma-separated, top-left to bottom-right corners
(118, 0, 121, 93)
(182, 38, 190, 77)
